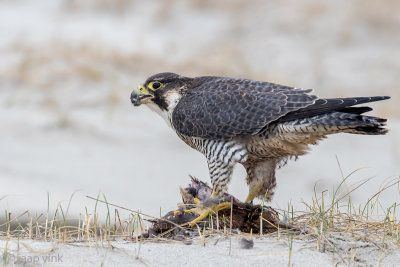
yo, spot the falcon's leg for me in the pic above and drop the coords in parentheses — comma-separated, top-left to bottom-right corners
(244, 159, 278, 203)
(244, 182, 264, 203)
(187, 140, 247, 227)
(208, 158, 234, 196)
(187, 159, 236, 227)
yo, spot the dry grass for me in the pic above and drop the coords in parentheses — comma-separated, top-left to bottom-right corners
(62, 0, 137, 14)
(0, 169, 399, 265)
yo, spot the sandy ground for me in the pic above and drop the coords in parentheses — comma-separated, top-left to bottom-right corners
(1, 0, 400, 265)
(1, 236, 399, 266)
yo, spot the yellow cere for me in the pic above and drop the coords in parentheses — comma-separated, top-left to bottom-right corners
(148, 81, 163, 91)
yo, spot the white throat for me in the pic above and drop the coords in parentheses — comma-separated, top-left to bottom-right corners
(145, 91, 182, 128)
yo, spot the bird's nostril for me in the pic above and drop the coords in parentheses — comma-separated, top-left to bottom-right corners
(139, 85, 146, 93)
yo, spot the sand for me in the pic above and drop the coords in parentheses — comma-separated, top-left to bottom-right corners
(1, 235, 399, 266)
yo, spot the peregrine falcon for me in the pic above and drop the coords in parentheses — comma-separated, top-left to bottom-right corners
(131, 72, 389, 224)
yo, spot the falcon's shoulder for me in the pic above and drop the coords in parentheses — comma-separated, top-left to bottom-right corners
(172, 76, 318, 139)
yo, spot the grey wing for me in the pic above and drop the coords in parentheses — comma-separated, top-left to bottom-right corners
(171, 77, 318, 139)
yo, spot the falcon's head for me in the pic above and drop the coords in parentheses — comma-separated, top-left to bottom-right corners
(131, 72, 192, 112)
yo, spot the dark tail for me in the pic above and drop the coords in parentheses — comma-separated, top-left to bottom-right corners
(279, 96, 390, 135)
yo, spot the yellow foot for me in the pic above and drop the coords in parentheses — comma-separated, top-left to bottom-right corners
(188, 202, 232, 227)
(174, 198, 201, 216)
(244, 182, 264, 203)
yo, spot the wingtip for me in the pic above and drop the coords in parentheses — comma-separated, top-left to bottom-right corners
(369, 96, 391, 102)
(376, 96, 391, 100)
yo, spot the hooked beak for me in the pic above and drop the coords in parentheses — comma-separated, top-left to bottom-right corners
(130, 85, 154, 106)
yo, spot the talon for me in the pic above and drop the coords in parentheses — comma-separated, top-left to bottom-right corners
(245, 182, 264, 203)
(184, 208, 197, 214)
(188, 201, 232, 227)
(189, 208, 211, 227)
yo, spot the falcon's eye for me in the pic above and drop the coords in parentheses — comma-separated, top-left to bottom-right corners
(148, 81, 163, 91)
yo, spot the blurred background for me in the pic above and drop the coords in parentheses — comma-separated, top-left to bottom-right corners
(0, 0, 399, 219)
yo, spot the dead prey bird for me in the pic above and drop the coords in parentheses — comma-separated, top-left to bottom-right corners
(145, 177, 279, 237)
(131, 72, 389, 226)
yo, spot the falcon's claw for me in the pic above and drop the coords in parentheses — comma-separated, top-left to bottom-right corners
(245, 182, 264, 203)
(184, 208, 197, 214)
(188, 201, 232, 227)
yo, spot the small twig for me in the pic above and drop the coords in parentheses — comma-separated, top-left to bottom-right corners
(65, 190, 80, 219)
(325, 176, 375, 214)
(361, 178, 399, 216)
(86, 195, 187, 231)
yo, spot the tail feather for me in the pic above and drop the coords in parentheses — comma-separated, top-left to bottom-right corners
(279, 96, 390, 123)
(311, 112, 388, 135)
(353, 125, 388, 135)
(337, 106, 372, 115)
(270, 96, 389, 148)
(275, 112, 388, 137)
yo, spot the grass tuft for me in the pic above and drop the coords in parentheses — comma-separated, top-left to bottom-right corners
(0, 171, 399, 266)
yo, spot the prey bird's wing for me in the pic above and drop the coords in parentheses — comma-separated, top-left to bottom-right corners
(172, 77, 318, 139)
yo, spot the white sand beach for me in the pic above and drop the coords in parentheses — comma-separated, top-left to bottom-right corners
(1, 235, 400, 267)
(1, 0, 399, 266)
